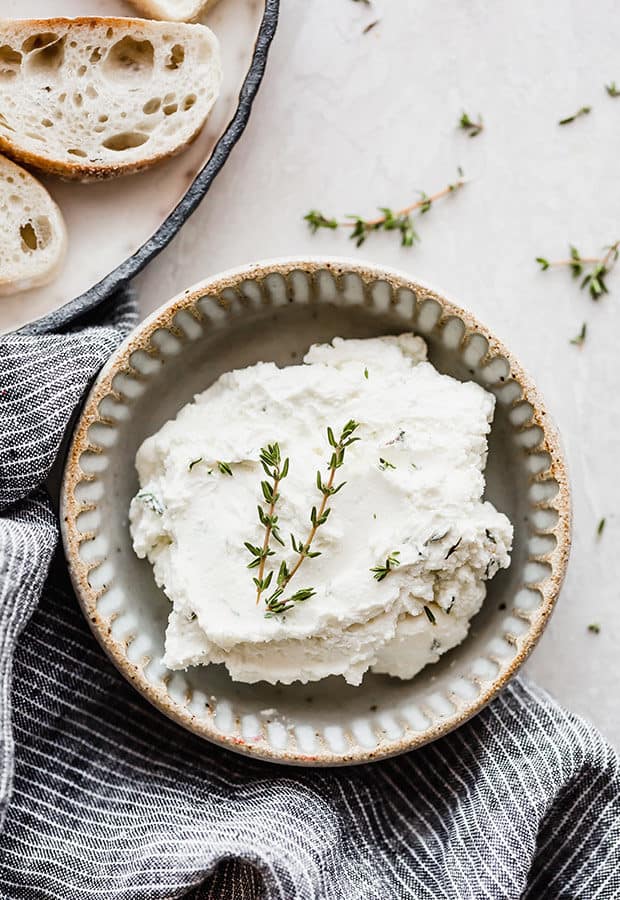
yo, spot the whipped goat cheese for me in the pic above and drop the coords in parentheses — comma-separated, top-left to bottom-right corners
(129, 334, 513, 686)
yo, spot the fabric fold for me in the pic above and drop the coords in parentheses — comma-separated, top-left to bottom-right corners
(0, 291, 618, 899)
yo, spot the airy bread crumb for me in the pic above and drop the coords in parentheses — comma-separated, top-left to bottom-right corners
(0, 18, 222, 181)
(0, 154, 66, 296)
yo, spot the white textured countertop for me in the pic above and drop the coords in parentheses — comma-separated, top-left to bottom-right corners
(137, 0, 620, 746)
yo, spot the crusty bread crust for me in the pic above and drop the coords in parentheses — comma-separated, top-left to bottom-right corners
(0, 17, 222, 181)
(0, 123, 205, 183)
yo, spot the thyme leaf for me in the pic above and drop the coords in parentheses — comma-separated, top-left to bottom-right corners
(370, 551, 401, 581)
(424, 605, 437, 625)
(558, 106, 591, 125)
(363, 19, 380, 33)
(445, 537, 462, 559)
(425, 530, 450, 545)
(459, 111, 483, 137)
(304, 210, 338, 233)
(378, 457, 396, 471)
(217, 461, 234, 476)
(606, 82, 620, 97)
(570, 323, 587, 347)
(264, 587, 316, 618)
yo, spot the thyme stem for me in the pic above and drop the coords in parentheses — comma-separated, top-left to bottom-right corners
(284, 421, 360, 589)
(341, 179, 465, 229)
(244, 443, 289, 606)
(536, 241, 619, 299)
(540, 244, 618, 268)
(247, 424, 359, 618)
(255, 473, 282, 605)
(543, 256, 603, 267)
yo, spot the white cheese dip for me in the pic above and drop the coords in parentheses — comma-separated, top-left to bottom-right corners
(130, 334, 513, 686)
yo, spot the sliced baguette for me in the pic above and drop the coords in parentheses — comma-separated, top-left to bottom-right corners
(0, 154, 67, 296)
(0, 18, 222, 181)
(127, 0, 219, 23)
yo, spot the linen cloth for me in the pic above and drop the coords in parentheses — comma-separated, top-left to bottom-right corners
(0, 291, 619, 900)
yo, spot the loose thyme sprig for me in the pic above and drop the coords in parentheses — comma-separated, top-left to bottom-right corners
(570, 323, 587, 347)
(536, 242, 620, 299)
(260, 421, 360, 618)
(245, 443, 289, 605)
(304, 169, 466, 248)
(459, 112, 483, 137)
(606, 82, 619, 98)
(558, 106, 591, 125)
(370, 551, 400, 581)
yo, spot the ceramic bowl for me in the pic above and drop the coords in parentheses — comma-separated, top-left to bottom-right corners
(60, 258, 571, 766)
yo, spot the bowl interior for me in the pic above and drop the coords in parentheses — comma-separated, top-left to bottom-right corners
(62, 263, 569, 764)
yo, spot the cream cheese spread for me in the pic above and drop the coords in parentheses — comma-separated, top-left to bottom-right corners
(129, 334, 513, 685)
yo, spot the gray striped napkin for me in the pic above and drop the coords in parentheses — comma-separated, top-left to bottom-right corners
(1, 291, 619, 899)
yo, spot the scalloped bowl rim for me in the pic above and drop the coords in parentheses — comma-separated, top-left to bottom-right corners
(60, 256, 572, 765)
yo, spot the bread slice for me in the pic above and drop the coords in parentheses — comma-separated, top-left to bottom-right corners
(0, 18, 222, 181)
(0, 154, 67, 296)
(127, 0, 218, 23)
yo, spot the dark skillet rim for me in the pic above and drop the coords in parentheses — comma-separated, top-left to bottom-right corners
(18, 0, 280, 336)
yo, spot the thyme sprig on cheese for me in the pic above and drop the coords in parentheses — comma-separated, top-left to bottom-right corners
(248, 421, 360, 618)
(245, 443, 289, 606)
(378, 457, 396, 471)
(370, 551, 401, 581)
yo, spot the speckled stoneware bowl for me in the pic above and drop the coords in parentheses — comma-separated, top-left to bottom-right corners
(61, 258, 571, 766)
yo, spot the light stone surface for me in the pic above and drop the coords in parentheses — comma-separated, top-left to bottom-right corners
(135, 0, 620, 747)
